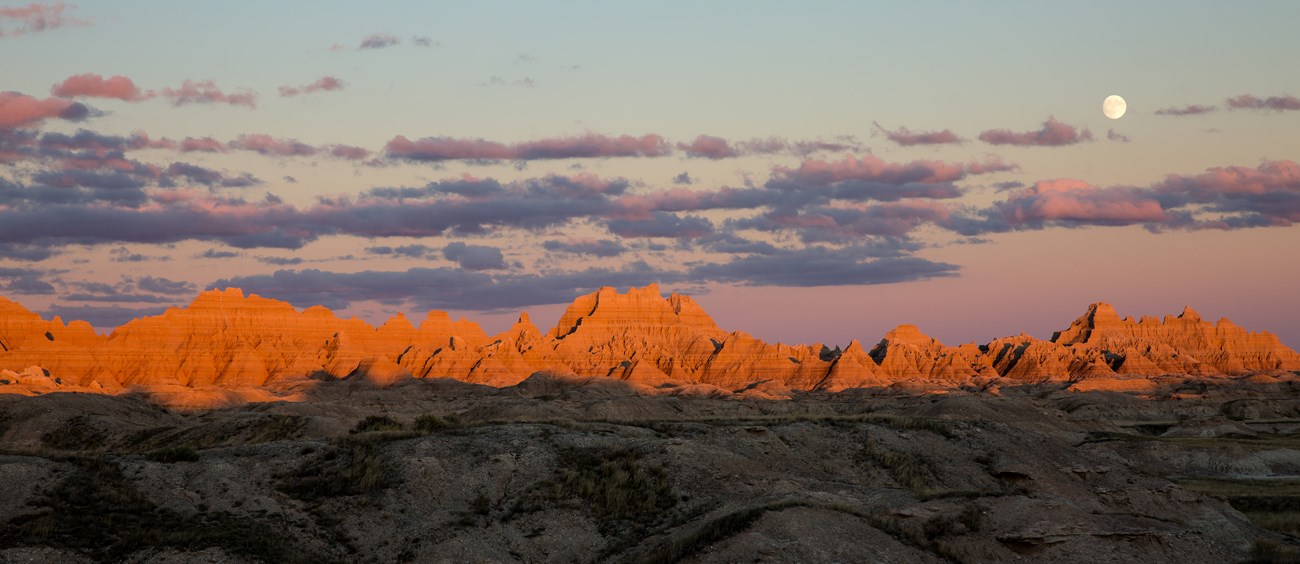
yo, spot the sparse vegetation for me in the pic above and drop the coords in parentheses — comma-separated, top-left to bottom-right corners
(535, 447, 675, 524)
(1248, 539, 1300, 563)
(0, 456, 322, 563)
(279, 441, 394, 501)
(637, 501, 801, 564)
(351, 415, 405, 434)
(862, 437, 936, 495)
(145, 445, 199, 463)
(413, 413, 461, 432)
(1178, 477, 1300, 535)
(40, 415, 109, 451)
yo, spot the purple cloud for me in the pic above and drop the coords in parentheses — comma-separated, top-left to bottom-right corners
(978, 117, 1093, 147)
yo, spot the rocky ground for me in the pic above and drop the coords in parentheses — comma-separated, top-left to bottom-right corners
(3, 376, 1300, 563)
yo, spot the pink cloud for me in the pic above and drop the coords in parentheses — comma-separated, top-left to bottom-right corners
(51, 73, 153, 102)
(229, 134, 316, 157)
(0, 91, 88, 128)
(874, 122, 962, 146)
(1226, 94, 1300, 112)
(996, 179, 1166, 226)
(158, 80, 257, 108)
(0, 2, 89, 38)
(978, 117, 1093, 147)
(179, 137, 226, 153)
(773, 154, 975, 186)
(677, 135, 737, 159)
(328, 144, 370, 160)
(1154, 104, 1216, 116)
(386, 133, 671, 161)
(278, 76, 345, 97)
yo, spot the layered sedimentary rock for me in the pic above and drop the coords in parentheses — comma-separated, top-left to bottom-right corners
(1, 286, 1298, 406)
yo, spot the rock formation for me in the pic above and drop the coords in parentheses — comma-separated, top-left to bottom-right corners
(1, 286, 1298, 407)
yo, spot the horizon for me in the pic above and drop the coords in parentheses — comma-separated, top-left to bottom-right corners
(3, 1, 1299, 351)
(9, 284, 1295, 351)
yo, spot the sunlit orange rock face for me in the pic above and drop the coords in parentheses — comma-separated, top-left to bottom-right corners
(1, 286, 1298, 407)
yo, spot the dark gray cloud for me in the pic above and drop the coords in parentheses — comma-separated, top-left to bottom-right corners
(687, 247, 958, 287)
(366, 243, 437, 258)
(442, 242, 506, 270)
(41, 304, 169, 328)
(214, 264, 678, 312)
(256, 256, 305, 266)
(607, 212, 714, 238)
(542, 239, 627, 257)
(135, 276, 196, 295)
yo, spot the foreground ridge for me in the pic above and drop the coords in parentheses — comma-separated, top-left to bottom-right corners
(1, 286, 1298, 407)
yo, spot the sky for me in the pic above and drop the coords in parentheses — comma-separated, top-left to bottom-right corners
(2, 1, 1299, 349)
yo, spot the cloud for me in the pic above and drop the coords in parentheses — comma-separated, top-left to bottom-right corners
(42, 304, 169, 328)
(0, 91, 89, 128)
(256, 256, 303, 266)
(279, 76, 344, 97)
(0, 269, 55, 294)
(412, 36, 437, 47)
(163, 162, 260, 188)
(158, 80, 257, 108)
(179, 137, 226, 153)
(135, 275, 196, 295)
(675, 135, 861, 159)
(196, 248, 239, 259)
(1226, 94, 1300, 112)
(987, 179, 1167, 230)
(1154, 104, 1216, 116)
(228, 133, 316, 157)
(607, 212, 714, 239)
(672, 172, 693, 185)
(443, 242, 507, 270)
(978, 117, 1093, 147)
(873, 122, 962, 146)
(0, 242, 59, 261)
(542, 238, 626, 257)
(773, 154, 970, 186)
(1151, 159, 1300, 228)
(386, 133, 670, 162)
(677, 135, 738, 159)
(214, 265, 677, 312)
(687, 246, 958, 287)
(327, 144, 370, 160)
(735, 201, 953, 242)
(0, 2, 89, 38)
(51, 73, 153, 102)
(366, 243, 437, 258)
(1107, 129, 1131, 143)
(359, 33, 400, 49)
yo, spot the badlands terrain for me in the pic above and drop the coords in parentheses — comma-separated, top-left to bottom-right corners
(1, 285, 1300, 562)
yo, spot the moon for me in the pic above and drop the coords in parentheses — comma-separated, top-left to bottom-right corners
(1103, 95, 1127, 120)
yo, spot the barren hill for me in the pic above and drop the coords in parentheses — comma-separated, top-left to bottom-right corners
(1, 285, 1298, 408)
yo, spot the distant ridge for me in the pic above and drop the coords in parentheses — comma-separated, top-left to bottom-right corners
(2, 285, 1298, 408)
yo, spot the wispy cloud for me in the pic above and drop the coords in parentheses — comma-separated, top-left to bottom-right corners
(978, 117, 1092, 147)
(1226, 94, 1300, 112)
(278, 76, 344, 97)
(0, 2, 89, 38)
(1154, 104, 1217, 116)
(873, 122, 963, 146)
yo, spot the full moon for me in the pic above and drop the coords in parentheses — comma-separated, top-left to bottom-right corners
(1103, 95, 1127, 119)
